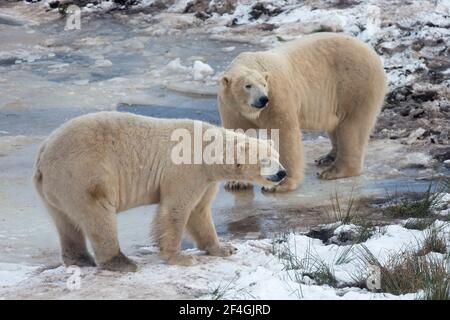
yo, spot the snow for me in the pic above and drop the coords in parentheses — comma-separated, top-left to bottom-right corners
(1, 222, 448, 299)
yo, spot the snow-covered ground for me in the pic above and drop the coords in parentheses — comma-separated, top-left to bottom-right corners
(1, 215, 449, 299)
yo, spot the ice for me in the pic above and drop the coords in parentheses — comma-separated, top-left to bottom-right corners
(166, 58, 191, 73)
(222, 46, 236, 52)
(0, 263, 37, 288)
(192, 60, 215, 81)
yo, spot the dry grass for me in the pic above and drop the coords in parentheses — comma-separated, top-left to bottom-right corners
(416, 227, 448, 256)
(383, 180, 449, 219)
(355, 244, 449, 299)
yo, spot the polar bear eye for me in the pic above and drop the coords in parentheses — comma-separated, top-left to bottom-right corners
(245, 84, 252, 89)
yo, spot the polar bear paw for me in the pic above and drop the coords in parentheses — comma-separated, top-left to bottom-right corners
(315, 153, 335, 167)
(318, 165, 360, 180)
(224, 181, 253, 191)
(206, 243, 237, 257)
(262, 177, 298, 193)
(100, 252, 138, 272)
(166, 254, 198, 266)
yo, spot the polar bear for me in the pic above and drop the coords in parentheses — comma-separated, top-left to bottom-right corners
(33, 112, 285, 271)
(219, 33, 387, 192)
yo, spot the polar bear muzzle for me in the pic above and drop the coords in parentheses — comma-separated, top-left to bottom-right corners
(251, 95, 269, 109)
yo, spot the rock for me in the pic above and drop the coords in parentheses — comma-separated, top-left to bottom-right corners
(411, 39, 425, 51)
(210, 0, 237, 15)
(249, 2, 283, 20)
(439, 103, 450, 113)
(444, 160, 450, 169)
(406, 127, 426, 144)
(184, 0, 237, 15)
(194, 11, 210, 20)
(399, 107, 410, 116)
(423, 102, 441, 118)
(431, 148, 450, 162)
(258, 23, 277, 31)
(183, 0, 209, 13)
(48, 1, 60, 9)
(377, 41, 406, 55)
(439, 130, 449, 144)
(412, 90, 438, 102)
(410, 108, 425, 118)
(416, 118, 430, 128)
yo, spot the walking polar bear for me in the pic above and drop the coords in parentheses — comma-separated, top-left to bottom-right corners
(219, 32, 387, 192)
(33, 112, 285, 271)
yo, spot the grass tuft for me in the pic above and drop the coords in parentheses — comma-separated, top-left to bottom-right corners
(354, 244, 449, 299)
(383, 181, 449, 219)
(416, 227, 448, 256)
(272, 235, 352, 288)
(404, 218, 436, 230)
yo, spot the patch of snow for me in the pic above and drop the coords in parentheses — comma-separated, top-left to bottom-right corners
(333, 224, 360, 235)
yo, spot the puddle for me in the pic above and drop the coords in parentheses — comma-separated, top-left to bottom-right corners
(0, 6, 444, 267)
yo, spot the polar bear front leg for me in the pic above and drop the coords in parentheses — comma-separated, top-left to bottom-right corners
(316, 130, 337, 167)
(220, 103, 256, 192)
(153, 203, 198, 266)
(262, 124, 303, 193)
(187, 183, 237, 257)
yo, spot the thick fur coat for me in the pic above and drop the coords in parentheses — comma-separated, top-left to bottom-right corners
(33, 112, 284, 270)
(219, 33, 387, 192)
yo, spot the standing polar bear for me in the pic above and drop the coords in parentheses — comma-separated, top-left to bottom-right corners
(219, 33, 387, 192)
(33, 112, 285, 271)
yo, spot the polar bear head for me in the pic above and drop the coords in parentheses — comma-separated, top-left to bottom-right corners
(219, 132, 286, 187)
(220, 66, 269, 116)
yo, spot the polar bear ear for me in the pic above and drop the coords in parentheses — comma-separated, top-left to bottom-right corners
(263, 72, 269, 81)
(221, 76, 231, 86)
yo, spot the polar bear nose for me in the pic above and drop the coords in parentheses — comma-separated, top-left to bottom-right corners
(252, 96, 269, 109)
(259, 96, 269, 107)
